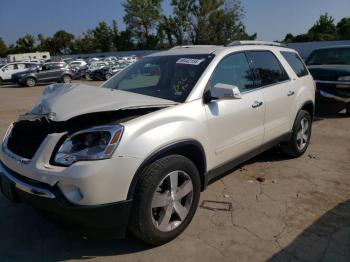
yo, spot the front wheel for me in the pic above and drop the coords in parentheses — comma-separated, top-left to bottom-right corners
(105, 73, 112, 80)
(129, 155, 201, 245)
(26, 77, 36, 87)
(280, 110, 312, 157)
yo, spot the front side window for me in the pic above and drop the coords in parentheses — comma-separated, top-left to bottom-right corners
(4, 64, 14, 71)
(281, 51, 308, 77)
(246, 51, 289, 87)
(210, 53, 255, 92)
(103, 55, 214, 102)
(306, 48, 350, 65)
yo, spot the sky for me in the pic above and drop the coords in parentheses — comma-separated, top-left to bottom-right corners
(0, 0, 349, 45)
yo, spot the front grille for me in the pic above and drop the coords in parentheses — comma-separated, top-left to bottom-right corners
(7, 118, 51, 159)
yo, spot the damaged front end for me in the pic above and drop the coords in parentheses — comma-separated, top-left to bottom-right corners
(5, 107, 165, 163)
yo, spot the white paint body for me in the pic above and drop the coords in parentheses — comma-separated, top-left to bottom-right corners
(0, 44, 315, 205)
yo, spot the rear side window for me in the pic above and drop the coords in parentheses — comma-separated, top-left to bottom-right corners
(246, 51, 289, 87)
(281, 51, 308, 77)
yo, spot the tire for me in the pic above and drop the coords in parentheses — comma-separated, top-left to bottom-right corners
(26, 77, 36, 87)
(346, 104, 350, 116)
(0, 78, 2, 85)
(129, 154, 201, 245)
(280, 110, 312, 157)
(62, 74, 72, 83)
(105, 73, 112, 80)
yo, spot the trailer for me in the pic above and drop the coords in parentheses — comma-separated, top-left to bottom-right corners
(7, 52, 50, 63)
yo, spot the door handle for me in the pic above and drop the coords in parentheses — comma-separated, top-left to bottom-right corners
(252, 101, 263, 108)
(287, 90, 295, 96)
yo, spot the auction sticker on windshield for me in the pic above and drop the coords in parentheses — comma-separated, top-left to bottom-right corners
(176, 58, 205, 65)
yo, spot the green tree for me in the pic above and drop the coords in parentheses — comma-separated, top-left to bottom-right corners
(93, 21, 113, 52)
(307, 13, 337, 41)
(111, 20, 120, 50)
(74, 29, 96, 53)
(337, 17, 350, 40)
(0, 37, 8, 57)
(161, 0, 254, 46)
(14, 34, 36, 53)
(117, 30, 135, 50)
(51, 30, 75, 55)
(123, 0, 162, 49)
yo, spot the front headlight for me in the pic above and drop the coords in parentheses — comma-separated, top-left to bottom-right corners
(54, 125, 124, 166)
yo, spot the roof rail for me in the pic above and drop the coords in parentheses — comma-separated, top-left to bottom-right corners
(170, 45, 218, 50)
(227, 41, 285, 47)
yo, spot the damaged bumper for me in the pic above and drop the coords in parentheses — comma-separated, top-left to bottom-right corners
(0, 161, 133, 239)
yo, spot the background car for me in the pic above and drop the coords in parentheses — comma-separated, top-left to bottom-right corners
(306, 45, 350, 115)
(0, 62, 38, 85)
(11, 62, 76, 87)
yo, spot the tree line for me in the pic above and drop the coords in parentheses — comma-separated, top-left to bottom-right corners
(0, 0, 256, 57)
(283, 13, 350, 43)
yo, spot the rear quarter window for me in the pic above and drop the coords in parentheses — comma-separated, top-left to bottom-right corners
(281, 51, 308, 77)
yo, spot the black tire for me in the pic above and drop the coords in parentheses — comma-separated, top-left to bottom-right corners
(62, 74, 72, 83)
(129, 154, 201, 246)
(346, 104, 350, 116)
(26, 77, 36, 87)
(280, 110, 312, 157)
(0, 78, 3, 85)
(105, 73, 112, 80)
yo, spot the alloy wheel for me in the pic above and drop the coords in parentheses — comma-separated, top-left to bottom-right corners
(296, 117, 309, 151)
(151, 170, 193, 232)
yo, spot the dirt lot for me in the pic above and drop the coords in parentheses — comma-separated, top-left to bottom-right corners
(0, 81, 350, 262)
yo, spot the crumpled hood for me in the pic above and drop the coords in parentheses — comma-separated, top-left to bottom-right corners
(27, 83, 177, 121)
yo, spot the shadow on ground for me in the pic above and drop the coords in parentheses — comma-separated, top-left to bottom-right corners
(269, 199, 350, 261)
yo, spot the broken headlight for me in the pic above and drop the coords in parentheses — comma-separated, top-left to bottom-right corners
(54, 125, 124, 166)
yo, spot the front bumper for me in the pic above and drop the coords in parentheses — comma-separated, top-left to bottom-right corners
(316, 80, 350, 103)
(0, 161, 133, 239)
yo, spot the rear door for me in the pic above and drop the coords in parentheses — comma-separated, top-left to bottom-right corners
(246, 51, 291, 143)
(205, 52, 265, 166)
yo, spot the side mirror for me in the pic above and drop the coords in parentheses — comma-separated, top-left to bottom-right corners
(206, 83, 241, 102)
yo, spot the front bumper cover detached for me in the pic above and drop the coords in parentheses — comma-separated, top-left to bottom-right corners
(0, 161, 133, 239)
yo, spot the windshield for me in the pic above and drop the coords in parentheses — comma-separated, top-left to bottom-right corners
(306, 48, 350, 65)
(102, 54, 214, 102)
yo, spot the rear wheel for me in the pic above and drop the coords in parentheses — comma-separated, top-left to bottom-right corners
(62, 74, 72, 83)
(280, 110, 312, 157)
(346, 103, 350, 116)
(129, 154, 201, 245)
(26, 77, 36, 87)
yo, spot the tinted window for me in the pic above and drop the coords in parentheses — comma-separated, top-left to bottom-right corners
(210, 53, 255, 92)
(103, 55, 214, 103)
(246, 51, 289, 87)
(306, 48, 350, 65)
(281, 51, 308, 77)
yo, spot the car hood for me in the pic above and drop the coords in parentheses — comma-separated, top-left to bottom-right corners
(25, 83, 178, 121)
(308, 65, 350, 81)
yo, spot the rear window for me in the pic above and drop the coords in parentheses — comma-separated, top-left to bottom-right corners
(306, 48, 350, 65)
(245, 51, 289, 87)
(281, 51, 308, 77)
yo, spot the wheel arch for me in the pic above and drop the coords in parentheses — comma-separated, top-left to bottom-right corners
(127, 139, 207, 200)
(299, 100, 315, 120)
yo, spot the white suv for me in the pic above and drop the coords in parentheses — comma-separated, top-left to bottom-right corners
(0, 62, 38, 84)
(0, 41, 315, 245)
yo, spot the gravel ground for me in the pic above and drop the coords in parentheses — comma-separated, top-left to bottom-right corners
(0, 81, 349, 262)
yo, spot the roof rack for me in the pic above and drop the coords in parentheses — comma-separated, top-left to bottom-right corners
(170, 45, 218, 50)
(227, 41, 285, 47)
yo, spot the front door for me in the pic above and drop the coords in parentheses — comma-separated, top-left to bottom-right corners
(205, 52, 265, 168)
